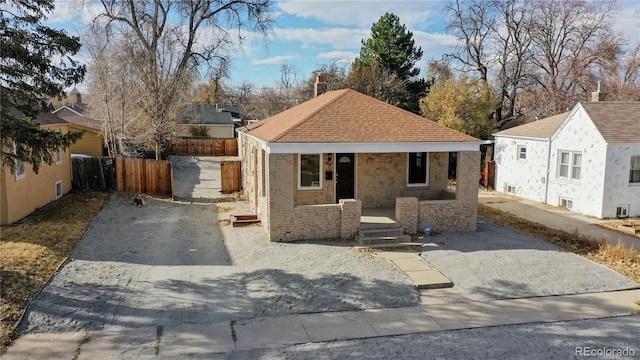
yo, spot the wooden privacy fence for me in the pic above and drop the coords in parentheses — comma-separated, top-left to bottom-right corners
(72, 157, 116, 191)
(169, 137, 238, 156)
(116, 157, 173, 197)
(221, 161, 242, 193)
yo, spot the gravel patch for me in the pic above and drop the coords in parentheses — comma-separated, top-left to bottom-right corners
(18, 196, 418, 334)
(247, 316, 640, 360)
(420, 219, 639, 301)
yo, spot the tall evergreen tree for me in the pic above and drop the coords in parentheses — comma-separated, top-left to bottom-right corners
(351, 12, 427, 113)
(0, 0, 85, 172)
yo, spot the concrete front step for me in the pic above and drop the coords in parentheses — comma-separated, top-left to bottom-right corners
(355, 234, 412, 245)
(360, 221, 400, 230)
(359, 227, 404, 238)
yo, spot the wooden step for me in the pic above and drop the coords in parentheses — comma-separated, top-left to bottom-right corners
(231, 214, 261, 227)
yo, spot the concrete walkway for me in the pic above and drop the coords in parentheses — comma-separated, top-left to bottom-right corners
(377, 251, 452, 289)
(479, 190, 640, 250)
(3, 289, 639, 359)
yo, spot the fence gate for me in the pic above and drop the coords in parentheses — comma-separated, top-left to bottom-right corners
(221, 161, 242, 193)
(116, 157, 173, 197)
(72, 157, 116, 191)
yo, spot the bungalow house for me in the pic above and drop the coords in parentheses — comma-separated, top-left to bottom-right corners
(1, 112, 73, 225)
(494, 91, 640, 218)
(238, 77, 481, 242)
(177, 103, 240, 138)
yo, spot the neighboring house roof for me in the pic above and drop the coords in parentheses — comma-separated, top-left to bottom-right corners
(9, 108, 68, 125)
(181, 103, 236, 125)
(578, 102, 640, 143)
(36, 112, 68, 126)
(494, 112, 569, 139)
(242, 89, 477, 143)
(52, 104, 86, 116)
(58, 114, 102, 132)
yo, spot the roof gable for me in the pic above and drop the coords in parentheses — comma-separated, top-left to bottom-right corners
(577, 102, 640, 143)
(494, 112, 568, 139)
(243, 89, 476, 143)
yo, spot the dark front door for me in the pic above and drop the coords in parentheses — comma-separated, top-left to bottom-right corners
(335, 153, 355, 202)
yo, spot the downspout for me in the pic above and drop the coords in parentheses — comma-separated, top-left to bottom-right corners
(543, 137, 552, 204)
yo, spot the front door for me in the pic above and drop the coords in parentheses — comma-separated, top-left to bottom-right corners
(335, 153, 355, 202)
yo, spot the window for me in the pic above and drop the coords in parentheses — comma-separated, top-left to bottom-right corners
(55, 180, 63, 199)
(630, 156, 640, 184)
(15, 159, 25, 180)
(517, 145, 527, 160)
(407, 152, 428, 186)
(55, 148, 62, 165)
(299, 154, 322, 189)
(560, 197, 573, 209)
(616, 205, 629, 218)
(558, 151, 581, 181)
(506, 185, 517, 195)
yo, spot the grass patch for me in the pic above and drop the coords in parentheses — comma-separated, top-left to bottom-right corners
(0, 191, 111, 352)
(478, 203, 639, 284)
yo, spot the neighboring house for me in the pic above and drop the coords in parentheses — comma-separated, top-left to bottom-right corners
(1, 112, 73, 225)
(238, 77, 481, 242)
(494, 95, 640, 218)
(56, 114, 105, 157)
(177, 103, 240, 138)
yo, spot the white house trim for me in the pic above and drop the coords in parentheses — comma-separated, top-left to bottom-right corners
(266, 141, 480, 154)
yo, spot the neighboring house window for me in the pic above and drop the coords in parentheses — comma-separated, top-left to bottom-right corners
(55, 148, 62, 165)
(55, 180, 63, 199)
(616, 205, 629, 218)
(15, 159, 25, 180)
(630, 156, 640, 184)
(506, 185, 517, 195)
(558, 151, 581, 180)
(560, 197, 573, 209)
(517, 145, 526, 160)
(407, 152, 428, 186)
(299, 154, 322, 189)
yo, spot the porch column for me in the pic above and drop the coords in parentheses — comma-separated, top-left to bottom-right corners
(396, 197, 418, 234)
(340, 199, 361, 239)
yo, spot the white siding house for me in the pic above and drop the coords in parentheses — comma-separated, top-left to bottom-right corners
(494, 101, 640, 219)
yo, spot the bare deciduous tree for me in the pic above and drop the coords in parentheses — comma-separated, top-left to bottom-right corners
(92, 0, 272, 159)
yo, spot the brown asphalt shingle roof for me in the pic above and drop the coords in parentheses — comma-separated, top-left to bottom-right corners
(494, 102, 640, 143)
(579, 102, 640, 143)
(243, 89, 477, 143)
(494, 112, 568, 139)
(59, 114, 102, 131)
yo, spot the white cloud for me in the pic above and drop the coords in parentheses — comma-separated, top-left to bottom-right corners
(614, 1, 640, 47)
(317, 51, 357, 59)
(251, 55, 298, 65)
(277, 0, 446, 29)
(50, 0, 102, 27)
(412, 31, 457, 56)
(273, 27, 369, 49)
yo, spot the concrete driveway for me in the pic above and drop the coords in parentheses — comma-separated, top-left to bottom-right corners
(7, 194, 640, 358)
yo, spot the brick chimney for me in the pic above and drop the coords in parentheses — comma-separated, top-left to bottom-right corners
(314, 75, 328, 97)
(70, 87, 82, 104)
(591, 81, 606, 102)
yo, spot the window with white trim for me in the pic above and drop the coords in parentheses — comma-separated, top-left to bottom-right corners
(630, 156, 640, 184)
(55, 148, 62, 165)
(517, 145, 526, 160)
(55, 180, 63, 199)
(560, 197, 573, 209)
(407, 152, 428, 186)
(616, 205, 629, 218)
(15, 159, 25, 180)
(558, 150, 581, 181)
(299, 154, 322, 189)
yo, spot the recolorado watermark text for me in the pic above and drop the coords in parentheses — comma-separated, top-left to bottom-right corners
(575, 347, 636, 358)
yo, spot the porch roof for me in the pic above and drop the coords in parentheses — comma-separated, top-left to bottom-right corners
(241, 89, 478, 146)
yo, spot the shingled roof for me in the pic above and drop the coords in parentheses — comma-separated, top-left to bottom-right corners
(242, 89, 477, 143)
(579, 102, 640, 143)
(494, 112, 568, 139)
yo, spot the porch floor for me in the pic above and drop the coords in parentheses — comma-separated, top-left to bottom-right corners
(361, 208, 396, 229)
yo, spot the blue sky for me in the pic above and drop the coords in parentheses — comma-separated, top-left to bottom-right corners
(47, 0, 640, 90)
